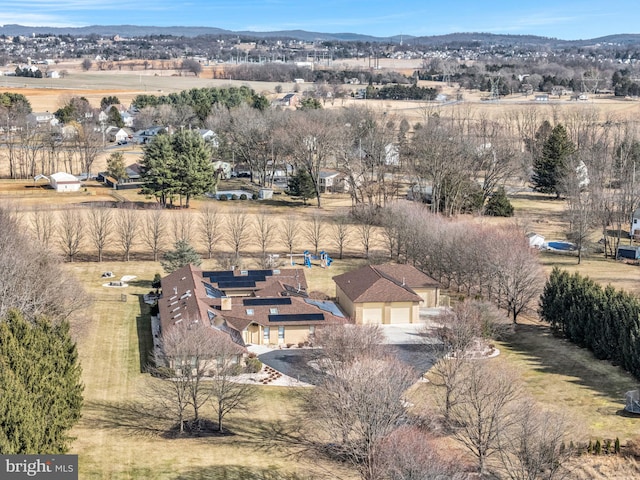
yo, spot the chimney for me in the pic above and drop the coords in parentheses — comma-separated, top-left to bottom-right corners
(221, 296, 232, 311)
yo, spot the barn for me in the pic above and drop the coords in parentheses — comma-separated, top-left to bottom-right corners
(49, 172, 82, 192)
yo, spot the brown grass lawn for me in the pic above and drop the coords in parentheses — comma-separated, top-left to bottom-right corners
(66, 260, 357, 479)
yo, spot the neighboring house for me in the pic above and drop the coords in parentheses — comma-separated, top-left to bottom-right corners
(631, 208, 640, 238)
(278, 93, 299, 107)
(160, 265, 346, 347)
(26, 112, 58, 128)
(197, 129, 219, 147)
(319, 169, 345, 193)
(333, 263, 440, 325)
(49, 172, 81, 192)
(124, 163, 143, 182)
(113, 128, 132, 144)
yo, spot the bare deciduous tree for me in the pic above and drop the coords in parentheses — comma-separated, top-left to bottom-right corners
(303, 353, 418, 480)
(253, 210, 276, 266)
(58, 209, 84, 262)
(448, 361, 523, 476)
(279, 214, 299, 256)
(497, 402, 573, 480)
(151, 322, 217, 433)
(115, 208, 139, 262)
(141, 208, 165, 262)
(31, 206, 55, 248)
(87, 207, 112, 262)
(171, 210, 194, 244)
(303, 212, 325, 255)
(208, 335, 255, 433)
(375, 425, 468, 479)
(225, 209, 251, 260)
(199, 205, 222, 259)
(329, 215, 352, 260)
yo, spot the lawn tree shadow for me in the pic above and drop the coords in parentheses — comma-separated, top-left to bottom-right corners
(82, 399, 172, 437)
(173, 466, 323, 480)
(136, 294, 154, 373)
(504, 323, 637, 405)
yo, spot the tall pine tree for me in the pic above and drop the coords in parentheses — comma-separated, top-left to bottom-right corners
(531, 123, 576, 198)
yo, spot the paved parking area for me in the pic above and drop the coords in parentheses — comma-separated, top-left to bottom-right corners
(257, 321, 444, 385)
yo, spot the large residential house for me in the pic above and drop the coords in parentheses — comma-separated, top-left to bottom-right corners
(158, 265, 346, 349)
(333, 263, 440, 325)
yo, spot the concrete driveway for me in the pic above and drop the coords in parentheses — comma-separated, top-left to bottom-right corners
(258, 322, 443, 385)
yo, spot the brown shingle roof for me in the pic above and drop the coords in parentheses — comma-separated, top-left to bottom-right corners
(333, 263, 437, 303)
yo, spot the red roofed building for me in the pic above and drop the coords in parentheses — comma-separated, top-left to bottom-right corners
(333, 263, 440, 325)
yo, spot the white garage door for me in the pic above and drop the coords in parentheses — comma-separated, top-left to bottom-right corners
(390, 306, 411, 324)
(362, 307, 383, 324)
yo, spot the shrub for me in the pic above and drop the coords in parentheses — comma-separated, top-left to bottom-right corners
(231, 194, 239, 200)
(245, 357, 262, 374)
(239, 193, 247, 200)
(594, 439, 602, 455)
(247, 352, 257, 359)
(218, 195, 228, 201)
(615, 437, 621, 454)
(484, 186, 514, 217)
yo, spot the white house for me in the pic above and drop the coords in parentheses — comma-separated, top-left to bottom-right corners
(631, 208, 640, 238)
(50, 172, 81, 192)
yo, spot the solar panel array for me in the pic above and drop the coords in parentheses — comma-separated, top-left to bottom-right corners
(268, 313, 325, 322)
(218, 280, 257, 289)
(243, 297, 292, 306)
(204, 269, 274, 289)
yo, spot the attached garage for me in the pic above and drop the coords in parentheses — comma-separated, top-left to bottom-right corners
(334, 264, 439, 325)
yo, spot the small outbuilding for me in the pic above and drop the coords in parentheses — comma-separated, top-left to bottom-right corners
(50, 172, 81, 192)
(526, 232, 545, 249)
(617, 245, 640, 260)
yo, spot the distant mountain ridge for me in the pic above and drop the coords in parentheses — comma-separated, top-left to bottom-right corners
(1, 24, 639, 46)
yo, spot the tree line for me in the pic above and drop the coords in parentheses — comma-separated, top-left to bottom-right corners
(540, 267, 640, 379)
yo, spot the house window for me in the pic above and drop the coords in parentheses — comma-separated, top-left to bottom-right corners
(270, 308, 279, 315)
(263, 327, 270, 343)
(635, 219, 638, 224)
(278, 326, 285, 342)
(246, 309, 254, 316)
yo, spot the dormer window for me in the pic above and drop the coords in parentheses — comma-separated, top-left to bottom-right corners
(246, 309, 254, 316)
(270, 308, 279, 314)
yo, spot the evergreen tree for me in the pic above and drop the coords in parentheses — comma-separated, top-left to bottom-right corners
(0, 310, 83, 454)
(287, 168, 316, 205)
(172, 130, 215, 208)
(107, 107, 124, 128)
(141, 131, 214, 208)
(106, 152, 127, 183)
(140, 134, 178, 206)
(531, 124, 576, 198)
(484, 187, 514, 216)
(161, 239, 202, 273)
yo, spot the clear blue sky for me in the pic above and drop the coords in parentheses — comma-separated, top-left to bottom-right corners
(1, 0, 636, 40)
